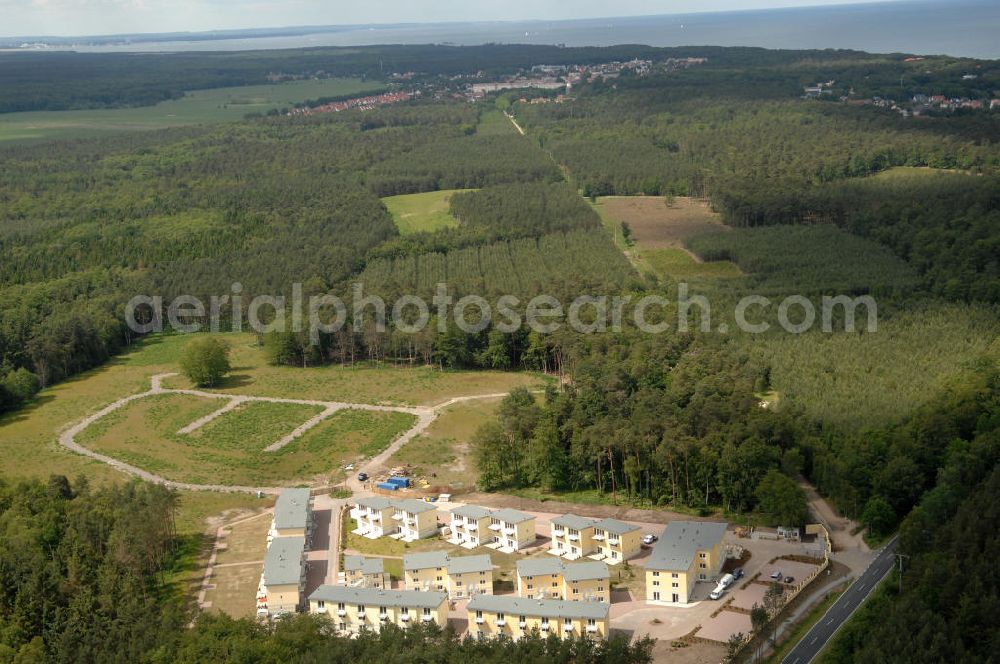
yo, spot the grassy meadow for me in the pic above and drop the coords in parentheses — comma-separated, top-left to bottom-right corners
(382, 189, 466, 235)
(0, 331, 544, 532)
(0, 78, 383, 142)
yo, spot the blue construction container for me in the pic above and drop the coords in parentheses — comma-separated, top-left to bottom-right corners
(387, 477, 411, 488)
(376, 482, 398, 491)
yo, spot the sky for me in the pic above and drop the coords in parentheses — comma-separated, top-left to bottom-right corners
(1, 0, 910, 38)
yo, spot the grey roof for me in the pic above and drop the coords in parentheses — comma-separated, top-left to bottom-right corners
(646, 521, 728, 571)
(344, 555, 384, 575)
(517, 557, 564, 577)
(551, 513, 598, 531)
(490, 508, 535, 524)
(309, 585, 447, 609)
(404, 551, 492, 574)
(394, 498, 437, 514)
(563, 561, 610, 582)
(467, 595, 609, 620)
(263, 536, 305, 586)
(593, 518, 640, 536)
(274, 489, 311, 530)
(446, 554, 493, 575)
(403, 550, 450, 571)
(450, 504, 493, 520)
(356, 496, 393, 510)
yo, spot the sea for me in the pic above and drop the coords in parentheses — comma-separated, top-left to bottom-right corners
(9, 0, 1000, 60)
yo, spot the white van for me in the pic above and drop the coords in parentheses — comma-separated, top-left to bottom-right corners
(710, 573, 736, 600)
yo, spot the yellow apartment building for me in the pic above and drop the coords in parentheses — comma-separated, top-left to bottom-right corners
(468, 595, 609, 640)
(448, 504, 493, 549)
(485, 508, 537, 552)
(256, 536, 306, 618)
(591, 518, 642, 564)
(404, 551, 494, 598)
(391, 499, 439, 542)
(516, 559, 611, 602)
(549, 514, 598, 560)
(350, 496, 396, 539)
(645, 521, 727, 605)
(308, 585, 448, 634)
(268, 488, 313, 545)
(342, 554, 389, 589)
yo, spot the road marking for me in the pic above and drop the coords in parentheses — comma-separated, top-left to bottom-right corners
(811, 637, 818, 645)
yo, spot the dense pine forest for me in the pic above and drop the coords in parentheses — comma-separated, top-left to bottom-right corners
(1, 41, 999, 661)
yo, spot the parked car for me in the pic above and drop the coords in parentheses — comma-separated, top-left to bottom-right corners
(733, 568, 745, 580)
(343, 463, 355, 471)
(784, 576, 795, 584)
(357, 472, 368, 482)
(642, 534, 658, 545)
(770, 570, 782, 580)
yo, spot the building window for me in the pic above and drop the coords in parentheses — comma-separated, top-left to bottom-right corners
(587, 618, 596, 626)
(357, 605, 365, 612)
(476, 610, 483, 619)
(672, 582, 679, 588)
(317, 600, 325, 609)
(423, 608, 431, 616)
(527, 584, 534, 590)
(652, 580, 659, 587)
(497, 612, 505, 621)
(700, 552, 707, 558)
(652, 571, 659, 577)
(337, 602, 345, 611)
(573, 588, 579, 594)
(672, 573, 679, 578)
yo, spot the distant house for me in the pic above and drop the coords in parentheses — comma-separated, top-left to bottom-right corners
(516, 559, 611, 602)
(403, 551, 494, 598)
(448, 504, 493, 549)
(309, 586, 448, 634)
(549, 514, 599, 560)
(257, 536, 306, 618)
(392, 499, 439, 541)
(343, 555, 389, 589)
(645, 521, 728, 605)
(468, 595, 609, 641)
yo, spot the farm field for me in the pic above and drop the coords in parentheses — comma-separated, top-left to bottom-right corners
(0, 77, 383, 142)
(75, 391, 416, 486)
(592, 196, 741, 281)
(382, 189, 466, 235)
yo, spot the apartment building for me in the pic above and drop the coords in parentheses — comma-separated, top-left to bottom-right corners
(343, 554, 389, 589)
(256, 536, 306, 618)
(268, 488, 313, 545)
(403, 551, 494, 598)
(308, 585, 448, 634)
(591, 518, 642, 564)
(350, 496, 396, 539)
(516, 559, 610, 602)
(447, 504, 493, 549)
(485, 508, 537, 552)
(549, 514, 599, 560)
(467, 595, 609, 640)
(390, 499, 439, 542)
(645, 521, 727, 605)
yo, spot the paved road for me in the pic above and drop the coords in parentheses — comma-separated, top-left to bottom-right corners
(782, 537, 898, 664)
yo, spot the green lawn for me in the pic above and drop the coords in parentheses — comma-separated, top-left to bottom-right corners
(639, 247, 743, 281)
(76, 393, 415, 487)
(0, 78, 384, 142)
(382, 190, 467, 235)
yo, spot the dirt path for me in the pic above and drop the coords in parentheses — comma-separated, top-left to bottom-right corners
(799, 477, 870, 554)
(59, 373, 513, 495)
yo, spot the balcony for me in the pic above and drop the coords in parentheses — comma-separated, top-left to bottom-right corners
(519, 621, 527, 628)
(503, 527, 516, 535)
(488, 523, 502, 531)
(567, 534, 580, 541)
(391, 514, 402, 520)
(337, 609, 347, 616)
(400, 614, 410, 622)
(592, 533, 605, 541)
(422, 615, 434, 622)
(496, 619, 506, 626)
(563, 624, 574, 633)
(552, 529, 565, 537)
(467, 523, 478, 530)
(607, 538, 620, 545)
(586, 625, 599, 633)
(540, 623, 550, 631)
(475, 616, 485, 624)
